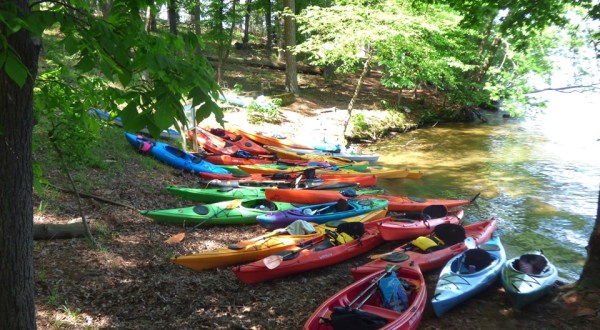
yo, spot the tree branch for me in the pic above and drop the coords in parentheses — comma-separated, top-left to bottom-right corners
(529, 84, 600, 93)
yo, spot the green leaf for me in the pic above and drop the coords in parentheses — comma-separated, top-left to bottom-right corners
(4, 51, 28, 87)
(75, 55, 96, 73)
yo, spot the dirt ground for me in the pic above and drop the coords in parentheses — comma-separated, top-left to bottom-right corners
(32, 60, 600, 329)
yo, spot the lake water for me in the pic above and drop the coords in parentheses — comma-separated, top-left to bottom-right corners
(370, 91, 600, 281)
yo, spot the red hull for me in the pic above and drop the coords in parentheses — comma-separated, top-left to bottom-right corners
(187, 127, 240, 155)
(233, 219, 386, 284)
(351, 218, 497, 280)
(378, 209, 464, 241)
(265, 189, 472, 212)
(304, 261, 426, 330)
(208, 128, 271, 155)
(200, 172, 378, 186)
(203, 155, 274, 165)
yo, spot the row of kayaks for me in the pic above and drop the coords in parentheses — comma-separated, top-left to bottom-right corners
(141, 183, 558, 329)
(124, 132, 419, 181)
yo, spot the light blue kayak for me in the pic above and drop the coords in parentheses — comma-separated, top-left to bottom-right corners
(92, 108, 182, 140)
(125, 132, 230, 175)
(431, 236, 506, 317)
(501, 252, 557, 309)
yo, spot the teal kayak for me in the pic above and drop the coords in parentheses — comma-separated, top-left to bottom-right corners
(431, 236, 506, 317)
(501, 252, 557, 309)
(140, 198, 297, 225)
(166, 186, 386, 203)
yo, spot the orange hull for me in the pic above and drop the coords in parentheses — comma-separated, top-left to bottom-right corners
(208, 128, 271, 155)
(187, 127, 239, 155)
(265, 189, 473, 212)
(199, 173, 378, 187)
(231, 127, 314, 149)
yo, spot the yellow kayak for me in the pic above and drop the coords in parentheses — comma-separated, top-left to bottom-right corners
(169, 208, 387, 271)
(238, 164, 422, 180)
(264, 145, 356, 165)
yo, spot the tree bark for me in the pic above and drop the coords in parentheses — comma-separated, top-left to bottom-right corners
(168, 0, 178, 35)
(578, 184, 600, 288)
(192, 4, 203, 55)
(283, 0, 299, 94)
(476, 34, 502, 83)
(145, 6, 157, 33)
(0, 1, 40, 328)
(242, 0, 252, 46)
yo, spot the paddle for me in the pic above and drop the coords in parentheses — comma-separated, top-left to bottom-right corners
(233, 228, 287, 249)
(262, 237, 324, 269)
(165, 199, 243, 244)
(348, 264, 399, 308)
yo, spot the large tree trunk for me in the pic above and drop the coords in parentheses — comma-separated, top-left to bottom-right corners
(145, 6, 157, 33)
(0, 1, 40, 328)
(168, 0, 178, 35)
(475, 34, 502, 83)
(578, 185, 600, 288)
(242, 0, 252, 46)
(192, 4, 203, 55)
(283, 0, 298, 94)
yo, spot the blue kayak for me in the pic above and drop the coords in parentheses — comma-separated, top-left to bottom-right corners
(92, 108, 182, 140)
(125, 132, 230, 175)
(256, 198, 389, 230)
(431, 236, 506, 317)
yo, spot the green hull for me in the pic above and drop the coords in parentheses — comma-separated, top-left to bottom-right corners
(166, 186, 268, 203)
(166, 186, 386, 203)
(140, 198, 297, 225)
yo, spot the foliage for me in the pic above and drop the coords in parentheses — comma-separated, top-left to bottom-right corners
(247, 96, 282, 124)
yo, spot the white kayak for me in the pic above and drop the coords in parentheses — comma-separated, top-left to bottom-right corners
(501, 252, 558, 309)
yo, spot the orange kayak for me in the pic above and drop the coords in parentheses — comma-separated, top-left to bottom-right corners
(230, 127, 314, 149)
(187, 127, 240, 155)
(208, 127, 271, 155)
(199, 172, 378, 187)
(203, 154, 274, 165)
(264, 145, 356, 165)
(379, 208, 464, 241)
(351, 218, 497, 279)
(265, 189, 477, 212)
(237, 164, 418, 179)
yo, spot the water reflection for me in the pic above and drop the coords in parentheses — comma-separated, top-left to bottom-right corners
(370, 91, 600, 281)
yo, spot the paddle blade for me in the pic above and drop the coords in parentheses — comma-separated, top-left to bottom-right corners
(263, 255, 284, 269)
(464, 237, 476, 249)
(165, 232, 185, 244)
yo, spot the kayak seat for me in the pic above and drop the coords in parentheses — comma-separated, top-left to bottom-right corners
(516, 254, 548, 275)
(313, 240, 334, 251)
(421, 205, 448, 219)
(336, 199, 351, 212)
(462, 248, 493, 272)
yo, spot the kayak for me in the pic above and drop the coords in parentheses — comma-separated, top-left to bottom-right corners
(199, 172, 378, 187)
(238, 162, 371, 173)
(351, 219, 497, 280)
(264, 189, 477, 212)
(208, 127, 271, 155)
(238, 164, 416, 179)
(233, 217, 387, 283)
(264, 145, 358, 165)
(198, 178, 362, 190)
(166, 186, 386, 203)
(203, 154, 274, 165)
(379, 206, 464, 241)
(230, 127, 314, 150)
(269, 144, 380, 165)
(256, 198, 389, 230)
(501, 252, 557, 309)
(284, 146, 381, 165)
(304, 261, 426, 330)
(432, 236, 506, 317)
(91, 108, 182, 140)
(171, 208, 387, 272)
(124, 132, 230, 175)
(139, 198, 296, 225)
(187, 127, 240, 155)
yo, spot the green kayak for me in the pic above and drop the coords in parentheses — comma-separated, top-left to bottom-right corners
(166, 186, 386, 203)
(140, 198, 297, 225)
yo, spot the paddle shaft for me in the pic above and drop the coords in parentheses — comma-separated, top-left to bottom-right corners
(184, 201, 241, 233)
(348, 265, 397, 307)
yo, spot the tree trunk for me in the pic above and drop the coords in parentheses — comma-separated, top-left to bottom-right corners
(100, 0, 113, 19)
(342, 50, 372, 139)
(476, 34, 502, 83)
(193, 4, 203, 55)
(242, 0, 252, 46)
(578, 185, 600, 288)
(265, 0, 272, 53)
(168, 0, 178, 35)
(283, 0, 299, 94)
(145, 6, 157, 33)
(0, 1, 40, 328)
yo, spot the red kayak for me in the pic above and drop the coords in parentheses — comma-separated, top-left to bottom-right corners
(187, 127, 240, 155)
(200, 172, 378, 187)
(265, 189, 478, 212)
(203, 154, 274, 165)
(379, 206, 464, 241)
(351, 218, 497, 280)
(208, 127, 271, 155)
(304, 261, 426, 330)
(233, 218, 386, 284)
